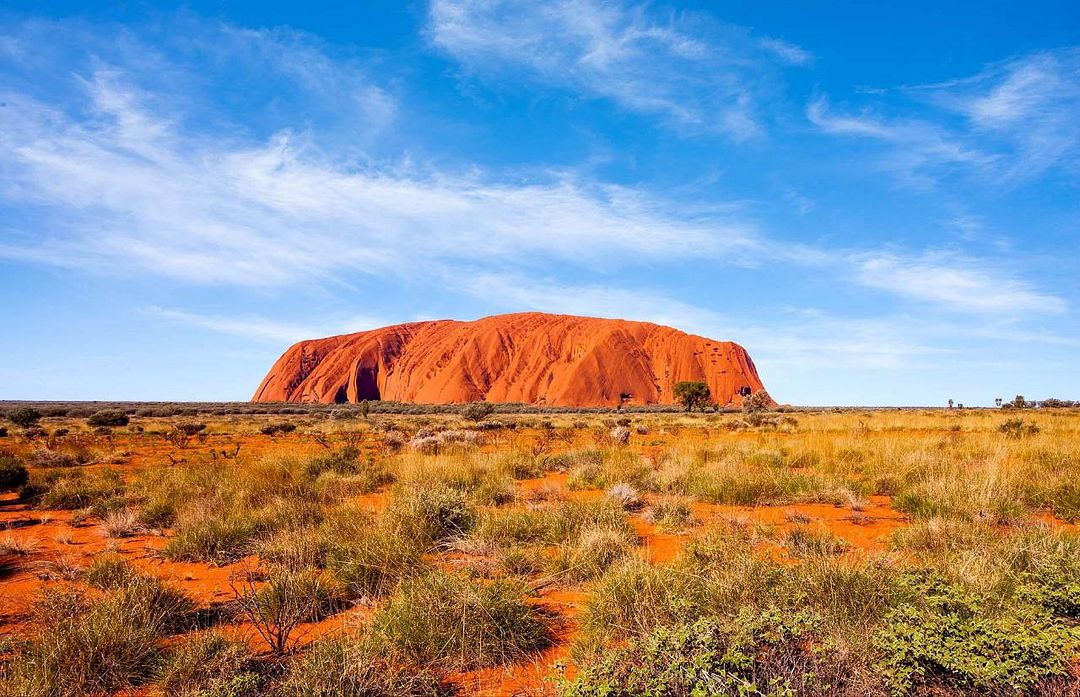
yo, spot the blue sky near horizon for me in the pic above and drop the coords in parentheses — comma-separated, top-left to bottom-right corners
(1, 1, 1078, 405)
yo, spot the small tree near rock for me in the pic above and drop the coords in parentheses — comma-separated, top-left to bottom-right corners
(673, 381, 711, 412)
(742, 390, 774, 426)
(461, 401, 495, 423)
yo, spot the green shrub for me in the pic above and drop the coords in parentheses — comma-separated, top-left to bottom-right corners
(157, 632, 264, 697)
(8, 406, 42, 428)
(383, 484, 476, 548)
(260, 422, 297, 436)
(999, 418, 1039, 438)
(782, 527, 851, 558)
(874, 572, 1078, 695)
(87, 409, 130, 427)
(175, 422, 207, 436)
(460, 401, 495, 423)
(274, 636, 445, 696)
(1016, 555, 1080, 620)
(549, 526, 635, 581)
(673, 381, 711, 412)
(84, 554, 139, 589)
(322, 507, 425, 598)
(565, 609, 847, 696)
(3, 577, 195, 696)
(0, 453, 28, 490)
(164, 514, 259, 565)
(32, 468, 125, 511)
(371, 571, 552, 670)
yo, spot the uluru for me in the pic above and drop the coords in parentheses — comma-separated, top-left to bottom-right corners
(253, 312, 768, 408)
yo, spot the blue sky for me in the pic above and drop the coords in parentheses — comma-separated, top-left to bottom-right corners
(1, 1, 1078, 405)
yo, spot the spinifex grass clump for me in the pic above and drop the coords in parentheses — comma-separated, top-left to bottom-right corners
(370, 570, 554, 670)
(164, 513, 262, 564)
(156, 632, 264, 697)
(383, 482, 477, 548)
(275, 636, 447, 697)
(320, 502, 427, 599)
(1, 570, 195, 696)
(549, 526, 636, 581)
(23, 468, 125, 512)
(782, 526, 851, 557)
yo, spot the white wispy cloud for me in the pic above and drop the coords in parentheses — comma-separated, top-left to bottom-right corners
(0, 69, 760, 287)
(806, 96, 995, 187)
(453, 271, 730, 337)
(142, 307, 387, 344)
(143, 307, 324, 343)
(808, 48, 1080, 186)
(949, 49, 1080, 180)
(758, 37, 812, 66)
(853, 252, 1066, 315)
(427, 0, 808, 139)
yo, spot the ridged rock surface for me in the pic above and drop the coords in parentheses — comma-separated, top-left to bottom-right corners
(253, 312, 768, 407)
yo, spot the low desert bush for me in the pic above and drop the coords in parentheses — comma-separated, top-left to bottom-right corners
(7, 406, 42, 428)
(460, 401, 495, 423)
(261, 422, 297, 436)
(87, 409, 129, 427)
(156, 632, 264, 697)
(550, 526, 635, 581)
(999, 418, 1039, 438)
(0, 453, 28, 490)
(565, 609, 849, 696)
(2, 576, 195, 696)
(27, 449, 81, 468)
(274, 636, 445, 696)
(645, 497, 695, 531)
(370, 570, 553, 670)
(231, 567, 345, 655)
(874, 572, 1078, 695)
(383, 483, 476, 548)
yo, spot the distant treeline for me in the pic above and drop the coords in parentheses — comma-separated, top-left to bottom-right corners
(0, 399, 1075, 421)
(0, 400, 696, 419)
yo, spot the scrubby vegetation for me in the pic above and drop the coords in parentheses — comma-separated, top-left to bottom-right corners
(0, 405, 1079, 695)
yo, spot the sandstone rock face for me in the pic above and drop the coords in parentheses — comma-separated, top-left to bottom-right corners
(252, 312, 768, 407)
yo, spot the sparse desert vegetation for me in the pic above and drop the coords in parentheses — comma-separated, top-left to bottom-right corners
(2, 402, 1080, 695)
